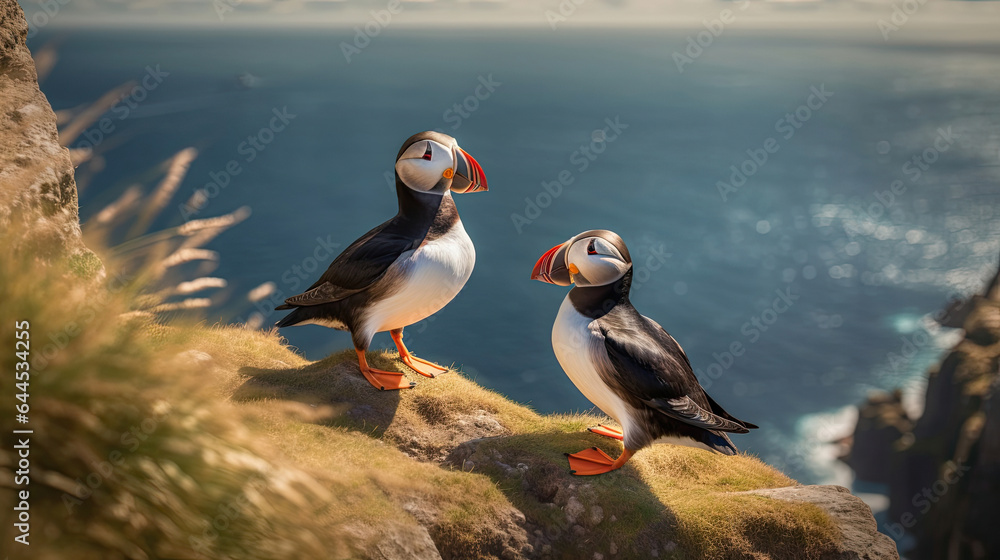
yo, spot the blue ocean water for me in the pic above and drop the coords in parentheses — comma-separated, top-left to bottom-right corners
(34, 28, 1000, 484)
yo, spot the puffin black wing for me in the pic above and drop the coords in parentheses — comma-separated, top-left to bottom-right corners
(705, 393, 759, 430)
(276, 221, 421, 309)
(599, 316, 752, 434)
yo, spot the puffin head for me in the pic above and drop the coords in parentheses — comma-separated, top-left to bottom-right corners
(530, 229, 632, 287)
(395, 131, 488, 195)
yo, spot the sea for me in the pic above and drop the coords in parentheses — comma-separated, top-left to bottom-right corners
(30, 26, 1000, 494)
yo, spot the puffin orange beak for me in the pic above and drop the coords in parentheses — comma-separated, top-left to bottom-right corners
(451, 148, 488, 193)
(531, 242, 572, 286)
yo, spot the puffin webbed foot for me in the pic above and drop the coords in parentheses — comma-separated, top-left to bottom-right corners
(566, 447, 634, 476)
(400, 354, 449, 378)
(355, 349, 415, 391)
(588, 424, 624, 440)
(390, 328, 448, 378)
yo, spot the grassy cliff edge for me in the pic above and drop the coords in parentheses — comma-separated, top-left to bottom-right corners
(0, 245, 897, 559)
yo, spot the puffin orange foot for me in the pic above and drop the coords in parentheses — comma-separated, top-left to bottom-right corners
(566, 447, 634, 476)
(390, 329, 449, 378)
(588, 424, 624, 440)
(355, 349, 415, 391)
(400, 354, 449, 378)
(361, 367, 416, 391)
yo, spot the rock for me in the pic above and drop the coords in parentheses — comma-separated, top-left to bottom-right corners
(842, 389, 912, 483)
(955, 378, 1000, 556)
(564, 496, 585, 524)
(398, 398, 509, 460)
(0, 0, 96, 266)
(746, 486, 899, 559)
(845, 254, 1000, 559)
(444, 433, 898, 558)
(367, 523, 443, 560)
(431, 503, 531, 560)
(590, 505, 604, 525)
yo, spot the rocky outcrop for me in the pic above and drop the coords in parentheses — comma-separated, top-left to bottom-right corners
(842, 390, 913, 484)
(846, 256, 1000, 559)
(746, 486, 899, 560)
(449, 440, 899, 560)
(233, 351, 898, 560)
(0, 0, 96, 268)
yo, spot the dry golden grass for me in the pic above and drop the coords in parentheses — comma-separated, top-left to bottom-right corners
(0, 241, 523, 559)
(0, 220, 839, 560)
(188, 324, 842, 559)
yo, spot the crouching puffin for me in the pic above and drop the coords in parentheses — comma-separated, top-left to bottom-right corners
(530, 230, 757, 475)
(276, 131, 488, 391)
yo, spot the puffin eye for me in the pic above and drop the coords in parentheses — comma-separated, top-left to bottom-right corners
(587, 239, 598, 255)
(422, 143, 433, 161)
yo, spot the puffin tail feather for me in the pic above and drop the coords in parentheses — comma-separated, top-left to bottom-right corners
(275, 308, 304, 328)
(706, 432, 739, 456)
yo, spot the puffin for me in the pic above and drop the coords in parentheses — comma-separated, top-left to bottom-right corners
(530, 230, 757, 475)
(275, 131, 488, 391)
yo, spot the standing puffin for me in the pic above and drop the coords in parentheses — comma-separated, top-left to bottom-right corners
(276, 131, 488, 391)
(530, 230, 757, 475)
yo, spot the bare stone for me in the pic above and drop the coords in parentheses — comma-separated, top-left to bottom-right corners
(590, 505, 604, 525)
(744, 485, 899, 559)
(356, 522, 442, 560)
(0, 0, 96, 265)
(564, 495, 585, 523)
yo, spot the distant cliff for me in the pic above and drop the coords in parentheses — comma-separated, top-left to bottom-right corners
(845, 256, 1000, 559)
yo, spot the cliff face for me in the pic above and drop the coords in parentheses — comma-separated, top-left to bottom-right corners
(0, 0, 95, 266)
(846, 259, 1000, 559)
